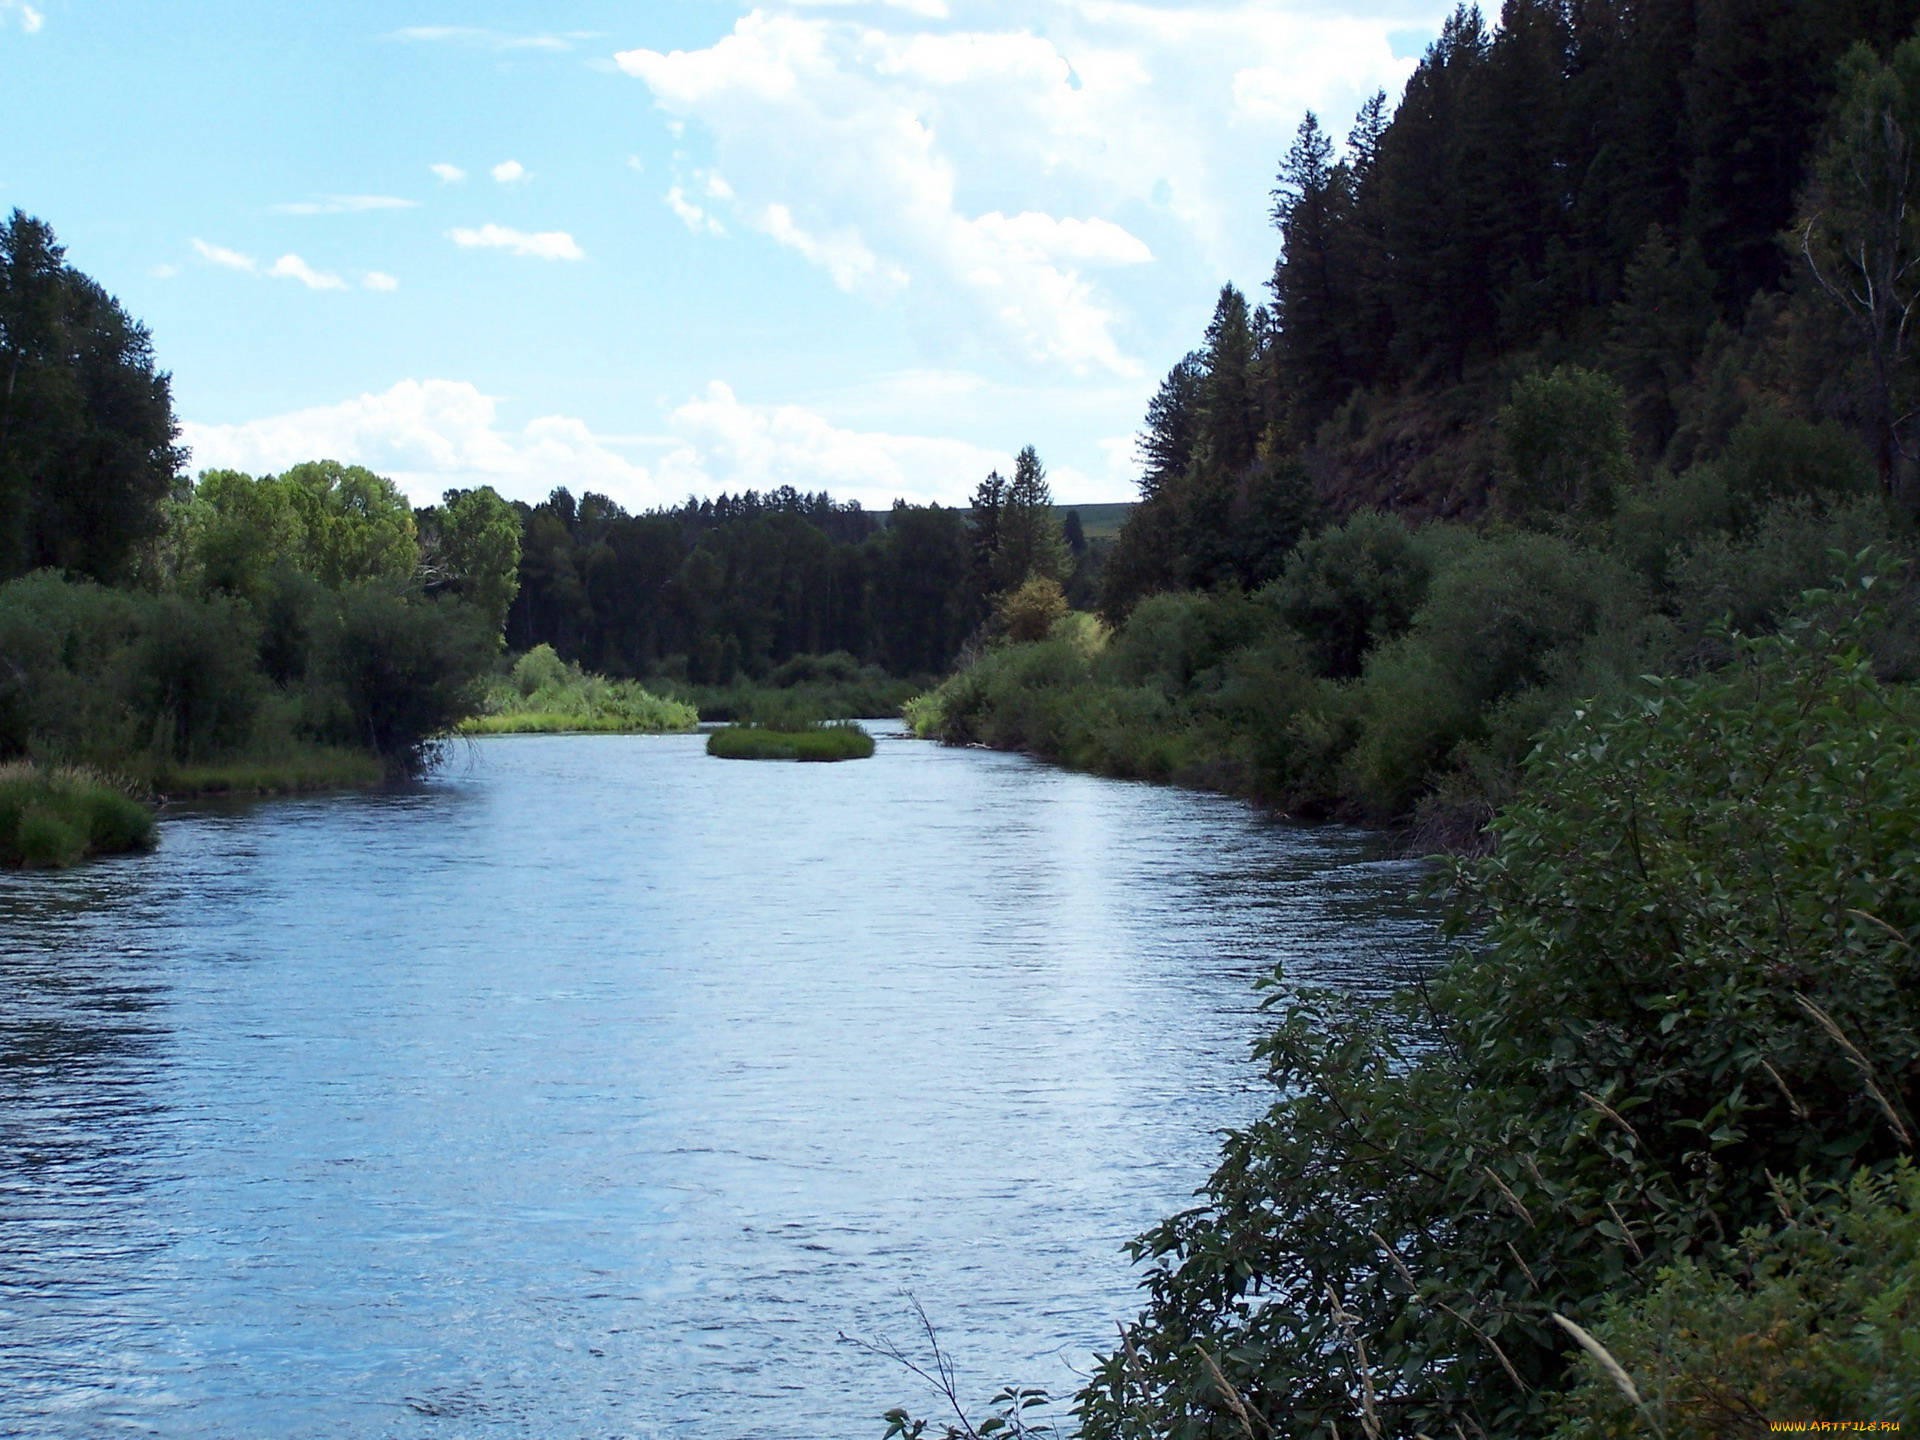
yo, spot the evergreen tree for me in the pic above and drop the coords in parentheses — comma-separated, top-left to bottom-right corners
(991, 446, 1070, 590)
(1271, 113, 1356, 433)
(0, 210, 180, 583)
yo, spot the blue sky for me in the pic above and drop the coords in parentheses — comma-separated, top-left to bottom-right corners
(0, 1, 1446, 510)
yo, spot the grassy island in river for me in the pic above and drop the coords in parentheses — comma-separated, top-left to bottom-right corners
(706, 722, 875, 762)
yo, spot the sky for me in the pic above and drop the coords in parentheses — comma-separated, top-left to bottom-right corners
(0, 1, 1448, 511)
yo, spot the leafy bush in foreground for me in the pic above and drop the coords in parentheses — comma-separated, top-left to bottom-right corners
(1552, 1164, 1920, 1436)
(1072, 574, 1920, 1438)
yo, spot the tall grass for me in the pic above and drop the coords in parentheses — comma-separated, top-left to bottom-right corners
(706, 721, 876, 761)
(0, 762, 155, 867)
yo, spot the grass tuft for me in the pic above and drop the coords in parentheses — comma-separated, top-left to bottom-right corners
(0, 762, 157, 867)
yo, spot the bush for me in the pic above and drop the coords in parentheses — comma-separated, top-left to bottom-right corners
(1500, 365, 1634, 519)
(998, 576, 1070, 643)
(1271, 511, 1434, 679)
(1077, 573, 1920, 1439)
(127, 591, 264, 762)
(326, 585, 496, 775)
(512, 643, 570, 696)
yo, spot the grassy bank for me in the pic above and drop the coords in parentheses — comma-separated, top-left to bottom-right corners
(0, 763, 155, 867)
(706, 721, 875, 761)
(461, 645, 698, 735)
(149, 747, 385, 795)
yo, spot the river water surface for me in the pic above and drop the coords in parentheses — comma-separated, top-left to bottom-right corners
(0, 726, 1444, 1439)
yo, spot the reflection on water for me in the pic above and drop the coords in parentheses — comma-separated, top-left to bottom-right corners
(0, 726, 1445, 1438)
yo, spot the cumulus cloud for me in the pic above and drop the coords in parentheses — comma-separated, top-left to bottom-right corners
(431, 162, 467, 183)
(4, 2, 43, 33)
(615, 4, 1415, 374)
(655, 380, 1006, 506)
(181, 378, 1012, 511)
(275, 195, 419, 215)
(448, 223, 585, 260)
(363, 271, 400, 291)
(181, 380, 658, 510)
(491, 159, 530, 184)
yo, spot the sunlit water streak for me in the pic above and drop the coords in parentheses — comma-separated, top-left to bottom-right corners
(0, 725, 1446, 1438)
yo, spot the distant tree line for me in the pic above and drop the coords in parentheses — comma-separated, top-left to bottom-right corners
(505, 444, 1096, 683)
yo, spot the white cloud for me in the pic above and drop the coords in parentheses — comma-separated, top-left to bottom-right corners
(4, 2, 42, 33)
(615, 5, 1416, 375)
(395, 26, 571, 52)
(275, 195, 419, 215)
(491, 159, 529, 184)
(655, 380, 1004, 507)
(363, 271, 400, 291)
(180, 380, 659, 510)
(666, 185, 725, 236)
(150, 263, 181, 280)
(625, 154, 646, 173)
(448, 223, 585, 260)
(431, 162, 467, 183)
(192, 238, 258, 272)
(192, 239, 361, 292)
(266, 254, 347, 290)
(181, 378, 1013, 511)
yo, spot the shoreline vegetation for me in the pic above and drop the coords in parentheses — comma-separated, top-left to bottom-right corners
(0, 762, 155, 867)
(458, 644, 698, 736)
(706, 720, 875, 762)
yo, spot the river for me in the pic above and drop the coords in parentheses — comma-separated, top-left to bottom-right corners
(0, 725, 1444, 1438)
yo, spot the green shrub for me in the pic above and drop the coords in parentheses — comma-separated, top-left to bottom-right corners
(511, 643, 570, 696)
(998, 575, 1071, 643)
(1270, 511, 1434, 679)
(1099, 589, 1276, 694)
(326, 585, 497, 775)
(1718, 408, 1876, 528)
(1500, 365, 1634, 519)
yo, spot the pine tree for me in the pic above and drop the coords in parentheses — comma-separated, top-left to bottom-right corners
(992, 446, 1070, 590)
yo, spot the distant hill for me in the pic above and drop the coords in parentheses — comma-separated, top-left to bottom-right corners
(1052, 502, 1132, 540)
